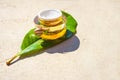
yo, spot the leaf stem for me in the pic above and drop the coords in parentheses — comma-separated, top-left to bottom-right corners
(6, 54, 19, 66)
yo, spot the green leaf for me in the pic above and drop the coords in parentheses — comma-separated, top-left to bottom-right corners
(21, 28, 40, 50)
(20, 39, 44, 55)
(62, 11, 78, 33)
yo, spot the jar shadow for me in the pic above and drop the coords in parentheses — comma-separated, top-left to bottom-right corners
(34, 16, 39, 24)
(45, 35, 80, 54)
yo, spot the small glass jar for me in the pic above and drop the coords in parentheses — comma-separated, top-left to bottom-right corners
(36, 9, 66, 40)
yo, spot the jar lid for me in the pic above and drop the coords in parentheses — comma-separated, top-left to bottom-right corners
(38, 9, 62, 21)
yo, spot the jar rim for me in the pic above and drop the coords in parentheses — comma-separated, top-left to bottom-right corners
(38, 9, 62, 21)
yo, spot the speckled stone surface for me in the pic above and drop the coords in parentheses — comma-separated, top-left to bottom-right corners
(0, 0, 120, 80)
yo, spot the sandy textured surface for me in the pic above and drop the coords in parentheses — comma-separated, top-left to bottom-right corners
(0, 0, 120, 80)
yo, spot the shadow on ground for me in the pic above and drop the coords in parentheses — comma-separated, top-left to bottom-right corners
(46, 36, 80, 53)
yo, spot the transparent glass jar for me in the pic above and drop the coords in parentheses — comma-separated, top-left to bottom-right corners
(36, 9, 66, 40)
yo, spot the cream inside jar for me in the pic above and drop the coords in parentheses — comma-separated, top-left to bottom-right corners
(38, 9, 62, 21)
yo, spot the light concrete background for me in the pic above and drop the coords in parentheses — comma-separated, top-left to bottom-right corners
(0, 0, 120, 80)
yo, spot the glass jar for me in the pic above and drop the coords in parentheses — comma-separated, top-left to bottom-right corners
(35, 9, 66, 40)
